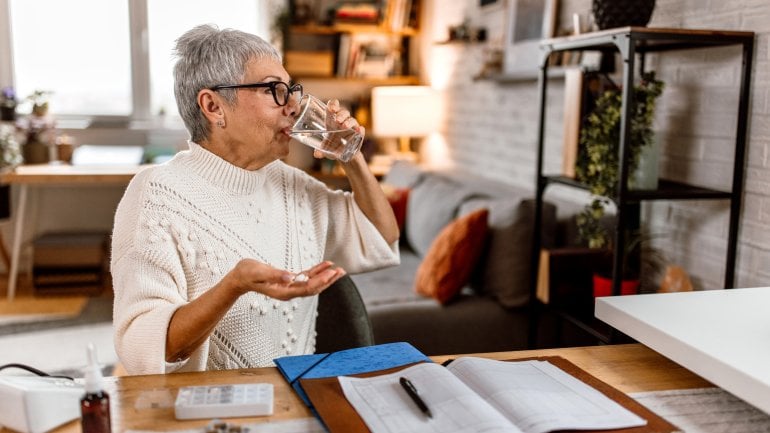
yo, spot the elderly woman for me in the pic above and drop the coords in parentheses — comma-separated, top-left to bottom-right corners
(111, 24, 399, 375)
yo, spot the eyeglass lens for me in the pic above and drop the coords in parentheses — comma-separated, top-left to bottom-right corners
(273, 82, 303, 106)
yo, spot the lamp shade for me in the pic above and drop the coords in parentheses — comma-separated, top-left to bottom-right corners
(371, 86, 441, 137)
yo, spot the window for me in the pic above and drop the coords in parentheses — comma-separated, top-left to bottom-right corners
(9, 0, 132, 116)
(147, 0, 261, 118)
(2, 0, 274, 123)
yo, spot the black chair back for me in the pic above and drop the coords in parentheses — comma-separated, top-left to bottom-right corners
(315, 275, 374, 353)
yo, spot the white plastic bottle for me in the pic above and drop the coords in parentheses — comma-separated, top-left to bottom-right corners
(80, 343, 112, 433)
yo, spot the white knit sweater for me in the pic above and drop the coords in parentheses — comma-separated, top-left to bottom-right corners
(111, 142, 399, 375)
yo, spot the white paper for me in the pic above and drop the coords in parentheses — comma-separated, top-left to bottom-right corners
(339, 362, 517, 433)
(339, 358, 646, 433)
(632, 387, 770, 433)
(448, 357, 646, 433)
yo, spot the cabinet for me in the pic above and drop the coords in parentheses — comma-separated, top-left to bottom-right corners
(529, 27, 755, 345)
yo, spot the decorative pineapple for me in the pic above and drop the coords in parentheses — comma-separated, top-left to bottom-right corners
(592, 0, 655, 30)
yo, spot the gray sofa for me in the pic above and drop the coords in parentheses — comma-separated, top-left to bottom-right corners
(351, 161, 562, 356)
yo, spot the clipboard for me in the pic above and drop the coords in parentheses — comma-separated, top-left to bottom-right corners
(274, 342, 432, 407)
(300, 356, 681, 433)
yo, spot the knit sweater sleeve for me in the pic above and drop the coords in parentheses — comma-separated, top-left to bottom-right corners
(298, 169, 399, 274)
(111, 169, 203, 375)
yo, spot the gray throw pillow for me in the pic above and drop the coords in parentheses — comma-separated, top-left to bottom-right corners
(382, 160, 424, 189)
(458, 197, 556, 308)
(405, 175, 474, 257)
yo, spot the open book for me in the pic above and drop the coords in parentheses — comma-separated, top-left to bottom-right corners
(301, 356, 679, 433)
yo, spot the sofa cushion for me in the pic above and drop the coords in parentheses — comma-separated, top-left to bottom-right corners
(458, 197, 557, 308)
(367, 295, 529, 355)
(351, 249, 424, 307)
(414, 209, 489, 304)
(382, 160, 424, 188)
(405, 175, 474, 256)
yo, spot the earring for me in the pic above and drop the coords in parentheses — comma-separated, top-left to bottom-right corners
(216, 119, 225, 128)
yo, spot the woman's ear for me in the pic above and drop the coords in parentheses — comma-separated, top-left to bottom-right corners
(198, 89, 225, 125)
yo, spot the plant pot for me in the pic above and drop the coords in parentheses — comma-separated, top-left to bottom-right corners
(629, 136, 659, 190)
(592, 273, 640, 297)
(592, 0, 656, 30)
(0, 105, 16, 121)
(23, 141, 50, 164)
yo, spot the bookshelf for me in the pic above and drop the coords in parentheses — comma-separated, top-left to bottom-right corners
(284, 0, 421, 82)
(528, 27, 755, 346)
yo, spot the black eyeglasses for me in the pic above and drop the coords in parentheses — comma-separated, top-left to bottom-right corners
(210, 81, 303, 106)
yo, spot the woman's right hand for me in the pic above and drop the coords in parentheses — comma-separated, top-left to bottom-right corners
(229, 259, 346, 301)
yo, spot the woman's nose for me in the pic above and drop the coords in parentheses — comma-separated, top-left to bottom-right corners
(286, 98, 300, 117)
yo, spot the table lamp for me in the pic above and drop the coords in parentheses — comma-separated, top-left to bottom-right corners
(371, 86, 441, 161)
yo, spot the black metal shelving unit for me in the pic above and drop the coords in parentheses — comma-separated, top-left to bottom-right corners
(529, 27, 755, 346)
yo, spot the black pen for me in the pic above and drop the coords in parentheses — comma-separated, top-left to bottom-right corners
(399, 377, 432, 418)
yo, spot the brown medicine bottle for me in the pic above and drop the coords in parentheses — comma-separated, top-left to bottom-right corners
(81, 343, 111, 433)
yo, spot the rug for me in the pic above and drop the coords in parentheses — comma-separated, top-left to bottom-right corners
(0, 274, 116, 378)
(0, 274, 95, 325)
(0, 275, 113, 336)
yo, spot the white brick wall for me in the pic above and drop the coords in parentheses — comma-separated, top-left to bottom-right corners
(424, 0, 770, 290)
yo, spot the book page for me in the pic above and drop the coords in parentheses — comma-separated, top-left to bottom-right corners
(338, 362, 522, 433)
(447, 357, 647, 433)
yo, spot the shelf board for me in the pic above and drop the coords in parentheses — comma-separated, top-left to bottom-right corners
(542, 175, 733, 201)
(541, 26, 755, 54)
(293, 76, 420, 85)
(290, 24, 417, 36)
(483, 67, 570, 84)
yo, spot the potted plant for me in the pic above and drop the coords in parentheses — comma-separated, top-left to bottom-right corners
(1, 87, 17, 121)
(574, 71, 665, 294)
(0, 123, 23, 171)
(575, 71, 664, 248)
(591, 228, 668, 296)
(25, 90, 53, 117)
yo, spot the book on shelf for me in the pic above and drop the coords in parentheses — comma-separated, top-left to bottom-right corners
(300, 356, 680, 433)
(335, 1, 381, 25)
(384, 0, 414, 31)
(338, 33, 401, 78)
(562, 68, 584, 178)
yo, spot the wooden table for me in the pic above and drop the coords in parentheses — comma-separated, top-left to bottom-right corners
(0, 164, 150, 300)
(0, 344, 711, 433)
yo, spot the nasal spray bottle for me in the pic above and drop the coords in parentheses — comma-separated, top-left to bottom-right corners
(81, 343, 112, 433)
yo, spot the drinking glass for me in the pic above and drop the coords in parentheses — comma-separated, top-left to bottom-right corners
(290, 95, 363, 163)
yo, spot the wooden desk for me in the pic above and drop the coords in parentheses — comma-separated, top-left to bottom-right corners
(0, 164, 150, 300)
(0, 344, 710, 433)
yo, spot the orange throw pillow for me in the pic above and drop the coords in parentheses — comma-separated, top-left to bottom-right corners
(414, 209, 489, 304)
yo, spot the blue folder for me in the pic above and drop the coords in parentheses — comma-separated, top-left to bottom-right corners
(274, 342, 432, 407)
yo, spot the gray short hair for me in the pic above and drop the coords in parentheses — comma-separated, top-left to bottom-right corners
(173, 24, 282, 143)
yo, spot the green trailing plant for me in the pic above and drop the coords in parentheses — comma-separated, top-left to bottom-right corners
(575, 71, 664, 249)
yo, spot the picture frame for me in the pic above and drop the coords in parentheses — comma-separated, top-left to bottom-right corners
(503, 0, 558, 75)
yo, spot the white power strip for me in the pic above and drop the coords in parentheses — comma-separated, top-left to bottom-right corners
(0, 376, 83, 433)
(174, 383, 274, 420)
